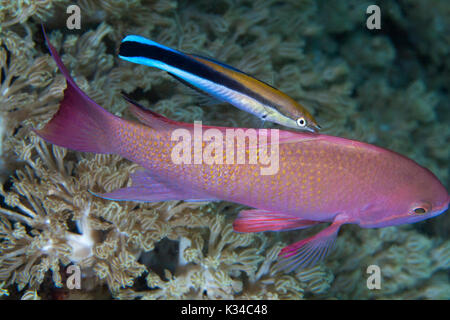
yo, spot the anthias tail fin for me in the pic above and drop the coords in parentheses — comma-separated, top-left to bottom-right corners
(34, 27, 118, 154)
(94, 169, 216, 202)
(233, 209, 322, 233)
(275, 220, 344, 272)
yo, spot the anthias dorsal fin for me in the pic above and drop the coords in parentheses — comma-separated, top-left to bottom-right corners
(123, 94, 320, 146)
(122, 94, 186, 131)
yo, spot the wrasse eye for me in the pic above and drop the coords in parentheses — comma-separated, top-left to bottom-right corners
(296, 117, 307, 127)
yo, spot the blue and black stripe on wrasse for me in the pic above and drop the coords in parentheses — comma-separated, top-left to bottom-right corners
(119, 35, 321, 132)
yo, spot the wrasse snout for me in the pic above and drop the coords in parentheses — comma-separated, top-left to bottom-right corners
(309, 122, 321, 133)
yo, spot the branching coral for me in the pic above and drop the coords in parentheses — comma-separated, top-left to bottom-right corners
(1, 133, 213, 296)
(239, 245, 333, 299)
(327, 226, 450, 299)
(117, 213, 266, 299)
(0, 0, 69, 29)
(1, 135, 93, 291)
(0, 27, 65, 181)
(116, 211, 334, 300)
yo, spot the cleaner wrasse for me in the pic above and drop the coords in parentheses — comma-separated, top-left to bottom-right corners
(119, 35, 320, 132)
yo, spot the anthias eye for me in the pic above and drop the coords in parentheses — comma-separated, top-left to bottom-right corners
(297, 118, 306, 127)
(413, 207, 427, 214)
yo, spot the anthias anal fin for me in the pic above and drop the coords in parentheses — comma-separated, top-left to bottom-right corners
(93, 169, 215, 202)
(233, 209, 322, 233)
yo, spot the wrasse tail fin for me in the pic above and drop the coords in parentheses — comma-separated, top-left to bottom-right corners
(93, 169, 216, 202)
(34, 27, 117, 154)
(274, 219, 345, 272)
(233, 209, 322, 233)
(119, 35, 180, 68)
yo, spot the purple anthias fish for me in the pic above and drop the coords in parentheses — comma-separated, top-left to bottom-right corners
(35, 31, 449, 271)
